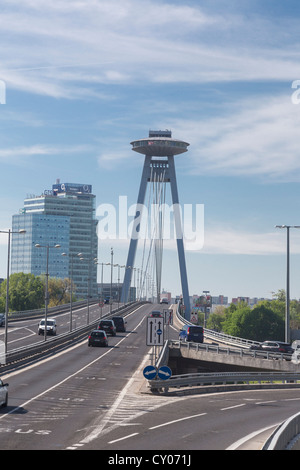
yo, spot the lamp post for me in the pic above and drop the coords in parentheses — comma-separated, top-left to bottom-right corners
(78, 254, 98, 324)
(0, 228, 26, 359)
(61, 252, 78, 332)
(35, 243, 61, 340)
(110, 248, 114, 313)
(275, 225, 300, 343)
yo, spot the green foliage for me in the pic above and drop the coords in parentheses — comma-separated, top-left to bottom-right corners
(47, 277, 76, 307)
(218, 294, 286, 341)
(0, 273, 76, 313)
(0, 272, 44, 313)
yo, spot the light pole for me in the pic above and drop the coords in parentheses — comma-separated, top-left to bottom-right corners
(110, 248, 114, 313)
(275, 225, 300, 343)
(61, 252, 79, 332)
(78, 254, 98, 324)
(0, 228, 26, 358)
(35, 243, 61, 340)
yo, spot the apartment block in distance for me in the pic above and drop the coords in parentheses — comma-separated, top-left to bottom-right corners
(11, 181, 98, 299)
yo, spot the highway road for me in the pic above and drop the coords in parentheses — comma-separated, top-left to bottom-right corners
(0, 301, 108, 351)
(1, 302, 300, 451)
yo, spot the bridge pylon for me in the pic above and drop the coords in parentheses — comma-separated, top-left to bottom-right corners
(121, 130, 191, 320)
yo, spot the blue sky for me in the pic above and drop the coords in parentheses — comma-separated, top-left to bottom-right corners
(1, 0, 300, 302)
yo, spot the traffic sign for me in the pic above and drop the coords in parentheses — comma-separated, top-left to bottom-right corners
(163, 309, 173, 325)
(146, 316, 164, 345)
(143, 365, 157, 380)
(157, 366, 172, 380)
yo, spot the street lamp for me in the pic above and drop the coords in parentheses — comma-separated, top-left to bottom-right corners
(61, 252, 80, 332)
(78, 254, 98, 324)
(275, 225, 300, 343)
(0, 228, 26, 359)
(35, 243, 61, 340)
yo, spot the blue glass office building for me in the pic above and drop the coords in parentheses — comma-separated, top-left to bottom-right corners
(11, 182, 98, 299)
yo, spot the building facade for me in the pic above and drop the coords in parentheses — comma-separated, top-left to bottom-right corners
(11, 181, 98, 299)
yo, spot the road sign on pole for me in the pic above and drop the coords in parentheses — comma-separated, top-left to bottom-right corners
(146, 316, 164, 346)
(143, 365, 157, 380)
(163, 309, 173, 325)
(157, 365, 172, 380)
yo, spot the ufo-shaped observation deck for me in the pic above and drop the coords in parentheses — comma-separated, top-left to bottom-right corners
(131, 130, 189, 157)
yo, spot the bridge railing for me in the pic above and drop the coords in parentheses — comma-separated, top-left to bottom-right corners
(169, 339, 293, 362)
(149, 370, 300, 392)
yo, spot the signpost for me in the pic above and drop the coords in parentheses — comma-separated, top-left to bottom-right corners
(146, 316, 164, 346)
(143, 365, 157, 380)
(157, 365, 172, 380)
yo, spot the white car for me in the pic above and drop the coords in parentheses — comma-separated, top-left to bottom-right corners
(0, 379, 8, 407)
(38, 318, 57, 336)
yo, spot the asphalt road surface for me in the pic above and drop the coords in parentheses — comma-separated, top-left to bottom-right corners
(1, 303, 300, 451)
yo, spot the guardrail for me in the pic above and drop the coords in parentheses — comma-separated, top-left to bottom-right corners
(149, 370, 300, 392)
(6, 299, 99, 322)
(176, 307, 261, 349)
(0, 301, 144, 373)
(149, 307, 298, 394)
(170, 339, 293, 362)
(262, 412, 300, 450)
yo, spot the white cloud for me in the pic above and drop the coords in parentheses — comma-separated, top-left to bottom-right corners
(171, 94, 300, 181)
(0, 144, 92, 163)
(200, 228, 300, 255)
(1, 0, 300, 98)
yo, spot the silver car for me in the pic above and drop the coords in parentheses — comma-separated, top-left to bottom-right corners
(0, 379, 8, 407)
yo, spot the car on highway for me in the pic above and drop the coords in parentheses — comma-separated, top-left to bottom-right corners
(88, 329, 108, 347)
(179, 325, 204, 343)
(38, 318, 57, 336)
(98, 319, 116, 336)
(150, 310, 162, 318)
(0, 314, 5, 327)
(250, 341, 294, 355)
(160, 298, 169, 304)
(0, 379, 8, 407)
(112, 316, 127, 332)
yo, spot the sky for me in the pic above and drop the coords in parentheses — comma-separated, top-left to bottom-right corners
(1, 0, 300, 302)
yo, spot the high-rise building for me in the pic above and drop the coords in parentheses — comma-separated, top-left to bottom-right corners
(11, 181, 98, 299)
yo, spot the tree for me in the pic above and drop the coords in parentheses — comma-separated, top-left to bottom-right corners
(0, 273, 44, 313)
(222, 302, 284, 341)
(46, 277, 76, 307)
(206, 306, 225, 331)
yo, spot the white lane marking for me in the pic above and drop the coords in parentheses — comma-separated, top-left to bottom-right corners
(108, 433, 139, 445)
(226, 424, 280, 450)
(149, 413, 207, 430)
(77, 315, 148, 446)
(255, 400, 277, 405)
(1, 305, 146, 420)
(221, 403, 246, 411)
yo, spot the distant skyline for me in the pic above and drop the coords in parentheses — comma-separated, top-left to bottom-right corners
(0, 1, 300, 302)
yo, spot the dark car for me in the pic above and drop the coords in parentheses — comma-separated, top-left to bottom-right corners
(88, 330, 108, 347)
(250, 341, 293, 354)
(112, 316, 127, 332)
(0, 314, 5, 327)
(98, 319, 116, 336)
(150, 310, 162, 318)
(179, 325, 204, 343)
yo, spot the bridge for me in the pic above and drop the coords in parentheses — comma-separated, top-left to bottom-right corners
(1, 131, 299, 450)
(1, 300, 300, 450)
